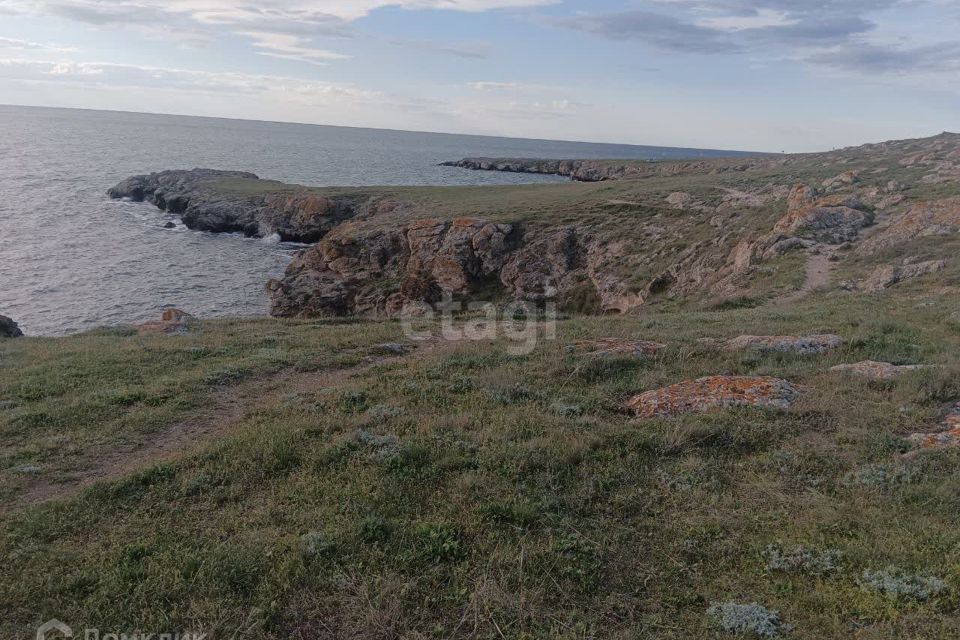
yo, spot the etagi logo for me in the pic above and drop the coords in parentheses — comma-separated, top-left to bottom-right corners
(37, 620, 72, 640)
(36, 620, 205, 640)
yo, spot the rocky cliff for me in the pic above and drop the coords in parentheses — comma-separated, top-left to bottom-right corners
(111, 132, 960, 320)
(108, 169, 376, 242)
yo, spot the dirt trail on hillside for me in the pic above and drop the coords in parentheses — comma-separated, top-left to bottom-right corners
(774, 251, 835, 305)
(6, 342, 449, 513)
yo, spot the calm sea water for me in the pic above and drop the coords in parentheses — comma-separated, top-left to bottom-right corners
(0, 105, 749, 335)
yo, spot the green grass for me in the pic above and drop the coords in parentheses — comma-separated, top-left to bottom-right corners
(2, 290, 960, 638)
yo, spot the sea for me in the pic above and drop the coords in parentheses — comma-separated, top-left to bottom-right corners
(0, 105, 753, 335)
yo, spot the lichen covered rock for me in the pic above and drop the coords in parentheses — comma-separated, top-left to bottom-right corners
(573, 338, 667, 358)
(831, 361, 936, 379)
(907, 403, 960, 452)
(137, 308, 198, 336)
(861, 260, 946, 292)
(627, 376, 798, 418)
(724, 334, 842, 355)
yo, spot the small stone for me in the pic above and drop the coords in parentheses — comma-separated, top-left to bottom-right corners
(13, 464, 42, 474)
(374, 343, 408, 356)
(137, 308, 198, 336)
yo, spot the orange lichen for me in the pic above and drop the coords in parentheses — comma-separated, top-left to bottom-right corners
(627, 376, 798, 418)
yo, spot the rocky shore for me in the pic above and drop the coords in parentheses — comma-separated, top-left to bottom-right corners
(110, 132, 959, 321)
(108, 169, 364, 242)
(441, 156, 775, 182)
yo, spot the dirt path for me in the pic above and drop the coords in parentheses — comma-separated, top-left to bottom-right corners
(6, 344, 448, 513)
(774, 251, 835, 305)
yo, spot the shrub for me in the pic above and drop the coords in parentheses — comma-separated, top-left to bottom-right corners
(844, 463, 919, 489)
(299, 532, 336, 559)
(859, 568, 947, 601)
(707, 602, 790, 637)
(764, 544, 841, 576)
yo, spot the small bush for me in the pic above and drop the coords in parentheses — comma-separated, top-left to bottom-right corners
(845, 462, 919, 489)
(859, 567, 947, 601)
(485, 384, 544, 405)
(340, 390, 371, 413)
(551, 402, 585, 418)
(358, 516, 395, 544)
(707, 602, 790, 637)
(764, 544, 841, 576)
(299, 532, 336, 559)
(412, 524, 462, 562)
(480, 501, 540, 529)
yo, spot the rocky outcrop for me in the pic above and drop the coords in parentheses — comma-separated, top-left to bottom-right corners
(627, 376, 798, 418)
(771, 185, 873, 244)
(831, 361, 937, 379)
(724, 334, 842, 355)
(267, 218, 647, 318)
(0, 315, 23, 338)
(137, 308, 198, 336)
(856, 198, 960, 256)
(907, 403, 960, 453)
(442, 156, 772, 182)
(855, 259, 947, 292)
(109, 169, 361, 242)
(573, 338, 667, 358)
(727, 184, 874, 278)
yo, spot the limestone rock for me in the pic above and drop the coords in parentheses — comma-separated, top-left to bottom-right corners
(856, 197, 960, 255)
(627, 376, 798, 418)
(573, 338, 667, 358)
(137, 308, 198, 336)
(907, 403, 960, 452)
(724, 334, 842, 355)
(831, 361, 936, 379)
(772, 185, 873, 244)
(862, 260, 946, 292)
(0, 315, 24, 338)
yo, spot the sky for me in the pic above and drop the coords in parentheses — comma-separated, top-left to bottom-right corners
(0, 0, 958, 152)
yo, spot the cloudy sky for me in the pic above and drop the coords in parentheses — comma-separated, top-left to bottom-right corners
(0, 0, 958, 151)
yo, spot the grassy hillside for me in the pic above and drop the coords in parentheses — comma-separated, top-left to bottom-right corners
(3, 288, 960, 638)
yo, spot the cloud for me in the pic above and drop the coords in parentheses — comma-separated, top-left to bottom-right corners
(4, 0, 557, 64)
(551, 10, 739, 54)
(0, 57, 383, 102)
(467, 81, 521, 90)
(240, 32, 349, 65)
(807, 41, 960, 75)
(389, 38, 492, 59)
(549, 0, 960, 83)
(0, 36, 76, 52)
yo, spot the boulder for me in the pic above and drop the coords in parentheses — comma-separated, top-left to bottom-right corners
(831, 361, 937, 379)
(573, 338, 667, 358)
(627, 376, 798, 418)
(862, 260, 946, 292)
(723, 334, 842, 355)
(822, 170, 859, 190)
(0, 315, 23, 338)
(907, 403, 960, 453)
(137, 308, 198, 336)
